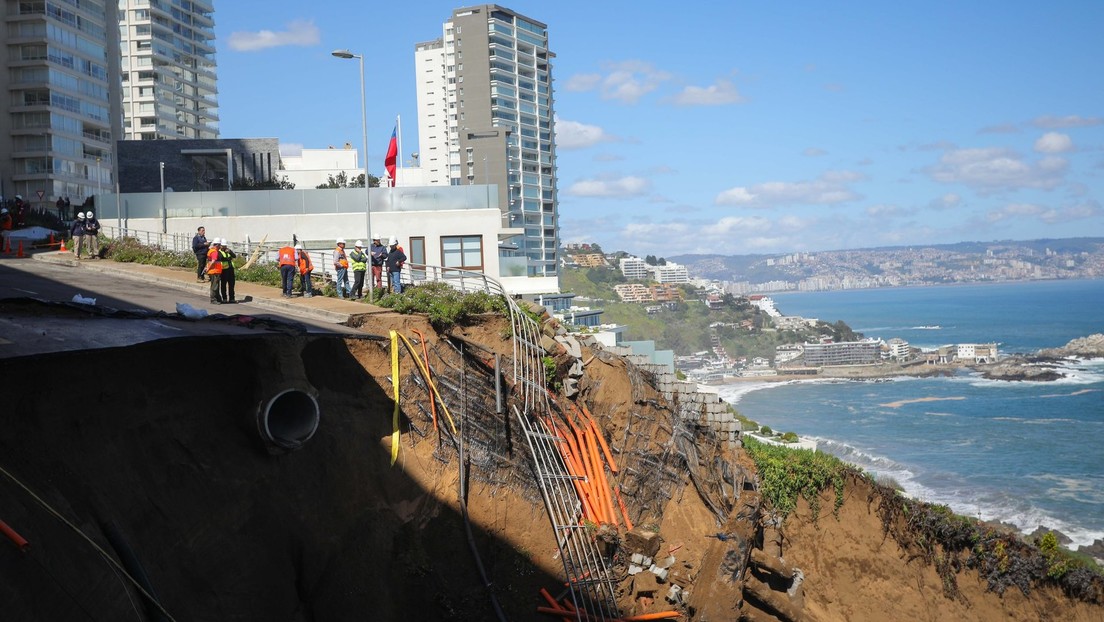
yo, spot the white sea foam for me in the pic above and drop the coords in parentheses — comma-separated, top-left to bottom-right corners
(807, 436, 1104, 548)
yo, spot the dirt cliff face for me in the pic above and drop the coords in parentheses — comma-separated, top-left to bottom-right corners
(1, 302, 1101, 621)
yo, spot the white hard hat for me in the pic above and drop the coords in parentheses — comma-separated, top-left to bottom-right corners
(0, 208, 7, 214)
(211, 238, 221, 245)
(336, 238, 346, 244)
(77, 212, 86, 219)
(86, 211, 93, 218)
(388, 237, 398, 246)
(354, 240, 363, 247)
(294, 243, 303, 250)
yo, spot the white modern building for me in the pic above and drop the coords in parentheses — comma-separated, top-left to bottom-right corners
(651, 262, 689, 284)
(118, 0, 218, 141)
(0, 1, 122, 204)
(279, 146, 361, 189)
(414, 5, 559, 279)
(620, 256, 648, 280)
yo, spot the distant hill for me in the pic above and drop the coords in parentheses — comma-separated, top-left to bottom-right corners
(669, 237, 1104, 283)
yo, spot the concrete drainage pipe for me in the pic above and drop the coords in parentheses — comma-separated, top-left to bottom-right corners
(258, 389, 320, 451)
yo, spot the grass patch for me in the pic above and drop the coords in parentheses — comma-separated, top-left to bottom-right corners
(743, 436, 847, 520)
(374, 281, 509, 329)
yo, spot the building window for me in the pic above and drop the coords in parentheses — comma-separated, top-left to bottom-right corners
(441, 235, 483, 271)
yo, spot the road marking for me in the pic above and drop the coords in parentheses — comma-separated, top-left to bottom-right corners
(12, 288, 38, 295)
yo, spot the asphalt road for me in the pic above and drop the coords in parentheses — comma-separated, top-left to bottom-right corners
(0, 257, 358, 335)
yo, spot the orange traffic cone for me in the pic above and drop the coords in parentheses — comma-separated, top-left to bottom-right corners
(16, 240, 24, 258)
(59, 237, 68, 252)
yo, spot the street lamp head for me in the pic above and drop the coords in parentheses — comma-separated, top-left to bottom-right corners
(331, 49, 356, 59)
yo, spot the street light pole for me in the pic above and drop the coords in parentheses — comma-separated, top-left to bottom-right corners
(332, 49, 374, 303)
(159, 161, 166, 234)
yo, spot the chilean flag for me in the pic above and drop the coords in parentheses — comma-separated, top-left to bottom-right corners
(384, 126, 398, 187)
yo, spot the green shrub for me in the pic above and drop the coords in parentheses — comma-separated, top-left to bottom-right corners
(235, 262, 282, 287)
(104, 237, 193, 267)
(781, 431, 799, 443)
(374, 281, 509, 328)
(743, 437, 847, 519)
(759, 425, 773, 436)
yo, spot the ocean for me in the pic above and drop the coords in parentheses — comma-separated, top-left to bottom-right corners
(717, 279, 1104, 548)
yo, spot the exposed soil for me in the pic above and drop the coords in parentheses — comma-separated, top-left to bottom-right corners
(1, 301, 1101, 621)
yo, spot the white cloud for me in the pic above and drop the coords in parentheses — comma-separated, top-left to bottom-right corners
(926, 147, 1065, 192)
(563, 73, 602, 92)
(671, 79, 745, 106)
(866, 204, 907, 218)
(1034, 132, 1073, 154)
(1032, 115, 1103, 129)
(715, 170, 865, 208)
(985, 200, 1101, 224)
(227, 20, 320, 52)
(929, 193, 960, 210)
(566, 61, 672, 104)
(565, 175, 651, 198)
(279, 143, 304, 157)
(555, 117, 614, 150)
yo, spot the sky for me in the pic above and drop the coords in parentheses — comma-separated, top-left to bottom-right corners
(213, 1, 1104, 257)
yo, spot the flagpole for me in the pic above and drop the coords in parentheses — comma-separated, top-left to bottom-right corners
(396, 115, 403, 187)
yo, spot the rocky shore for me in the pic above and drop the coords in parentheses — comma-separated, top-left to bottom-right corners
(979, 333, 1104, 382)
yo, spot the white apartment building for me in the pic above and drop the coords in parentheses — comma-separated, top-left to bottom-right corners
(279, 146, 361, 189)
(887, 337, 911, 361)
(0, 0, 122, 203)
(651, 262, 689, 284)
(119, 0, 218, 141)
(620, 256, 648, 280)
(414, 5, 559, 279)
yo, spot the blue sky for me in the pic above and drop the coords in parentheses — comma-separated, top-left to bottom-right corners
(214, 1, 1104, 257)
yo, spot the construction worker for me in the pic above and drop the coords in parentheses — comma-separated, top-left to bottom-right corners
(296, 244, 315, 298)
(333, 238, 350, 299)
(83, 210, 100, 258)
(349, 240, 368, 298)
(204, 238, 224, 304)
(70, 213, 86, 259)
(370, 235, 386, 289)
(218, 238, 237, 303)
(277, 242, 297, 298)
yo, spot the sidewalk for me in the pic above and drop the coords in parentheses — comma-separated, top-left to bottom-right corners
(31, 250, 387, 325)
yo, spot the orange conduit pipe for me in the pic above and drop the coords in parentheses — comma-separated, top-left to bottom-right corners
(538, 588, 572, 622)
(0, 518, 29, 551)
(542, 418, 600, 523)
(410, 329, 439, 435)
(536, 608, 683, 622)
(614, 484, 635, 531)
(581, 403, 619, 473)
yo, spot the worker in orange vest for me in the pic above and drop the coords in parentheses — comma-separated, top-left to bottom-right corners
(278, 243, 297, 298)
(204, 239, 224, 304)
(296, 244, 315, 298)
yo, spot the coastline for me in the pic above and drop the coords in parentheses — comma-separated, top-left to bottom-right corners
(715, 358, 1104, 552)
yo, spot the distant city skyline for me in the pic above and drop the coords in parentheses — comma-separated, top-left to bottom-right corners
(213, 1, 1103, 257)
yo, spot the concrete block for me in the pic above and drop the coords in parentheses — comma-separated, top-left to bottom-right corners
(628, 563, 644, 575)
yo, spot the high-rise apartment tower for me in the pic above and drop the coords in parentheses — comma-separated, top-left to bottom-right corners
(415, 5, 558, 278)
(118, 0, 218, 140)
(0, 1, 122, 204)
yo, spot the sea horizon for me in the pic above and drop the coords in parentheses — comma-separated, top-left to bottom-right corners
(720, 278, 1104, 549)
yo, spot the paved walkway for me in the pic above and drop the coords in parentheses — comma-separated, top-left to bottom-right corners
(29, 250, 387, 325)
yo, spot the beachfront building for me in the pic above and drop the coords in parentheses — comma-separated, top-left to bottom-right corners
(619, 256, 648, 280)
(414, 5, 559, 279)
(887, 338, 911, 361)
(651, 262, 689, 284)
(957, 343, 998, 364)
(118, 0, 218, 140)
(803, 340, 880, 366)
(748, 295, 782, 317)
(0, 1, 123, 205)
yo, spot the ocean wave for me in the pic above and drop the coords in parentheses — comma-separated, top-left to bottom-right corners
(910, 325, 943, 330)
(808, 437, 1104, 548)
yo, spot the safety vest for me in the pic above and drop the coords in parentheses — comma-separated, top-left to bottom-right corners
(349, 249, 368, 272)
(219, 247, 232, 270)
(334, 247, 348, 269)
(278, 246, 296, 267)
(297, 250, 314, 275)
(206, 248, 223, 274)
